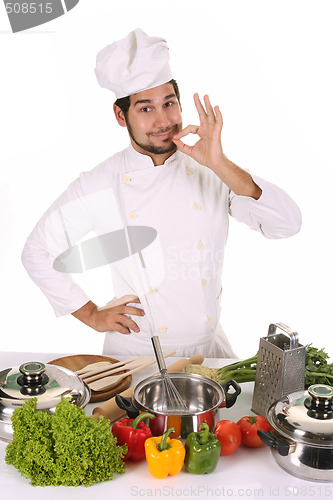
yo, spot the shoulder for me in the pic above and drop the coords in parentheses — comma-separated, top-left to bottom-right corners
(78, 148, 128, 194)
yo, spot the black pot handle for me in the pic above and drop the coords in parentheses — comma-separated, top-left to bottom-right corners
(221, 379, 242, 408)
(115, 394, 139, 418)
(257, 429, 290, 456)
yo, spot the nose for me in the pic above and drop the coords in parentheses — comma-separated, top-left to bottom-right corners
(154, 108, 171, 129)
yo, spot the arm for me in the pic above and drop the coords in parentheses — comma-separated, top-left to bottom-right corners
(173, 94, 302, 238)
(21, 178, 94, 317)
(229, 174, 302, 239)
(21, 175, 145, 333)
(173, 94, 262, 199)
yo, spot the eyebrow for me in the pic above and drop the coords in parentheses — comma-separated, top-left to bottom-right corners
(133, 93, 177, 107)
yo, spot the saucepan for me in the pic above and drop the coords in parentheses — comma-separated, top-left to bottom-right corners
(116, 372, 241, 438)
(258, 384, 333, 482)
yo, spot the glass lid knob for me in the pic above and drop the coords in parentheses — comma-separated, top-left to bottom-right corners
(308, 384, 333, 399)
(306, 384, 333, 420)
(19, 362, 46, 377)
(17, 362, 49, 395)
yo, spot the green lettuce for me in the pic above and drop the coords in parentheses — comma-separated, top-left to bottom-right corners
(5, 397, 126, 487)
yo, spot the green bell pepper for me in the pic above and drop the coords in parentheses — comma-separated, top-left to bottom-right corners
(184, 422, 221, 474)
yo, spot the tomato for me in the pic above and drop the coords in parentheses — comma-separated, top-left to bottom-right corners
(236, 415, 272, 448)
(214, 419, 242, 456)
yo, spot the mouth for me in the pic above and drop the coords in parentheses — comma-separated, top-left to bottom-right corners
(149, 128, 175, 141)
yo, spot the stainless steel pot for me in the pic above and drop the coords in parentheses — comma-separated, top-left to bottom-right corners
(0, 361, 90, 442)
(116, 372, 241, 438)
(258, 384, 333, 482)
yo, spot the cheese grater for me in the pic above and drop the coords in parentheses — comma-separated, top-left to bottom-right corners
(251, 322, 305, 416)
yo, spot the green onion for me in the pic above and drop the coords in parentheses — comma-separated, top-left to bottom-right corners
(186, 346, 333, 389)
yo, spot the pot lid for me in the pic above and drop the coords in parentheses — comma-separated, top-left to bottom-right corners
(0, 361, 90, 418)
(267, 384, 333, 447)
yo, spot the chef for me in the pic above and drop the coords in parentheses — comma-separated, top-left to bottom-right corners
(21, 29, 302, 358)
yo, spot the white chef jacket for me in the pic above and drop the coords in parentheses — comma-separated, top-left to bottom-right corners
(21, 145, 302, 357)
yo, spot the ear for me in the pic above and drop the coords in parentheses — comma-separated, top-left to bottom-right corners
(113, 104, 127, 128)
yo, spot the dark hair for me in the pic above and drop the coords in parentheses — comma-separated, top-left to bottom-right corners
(114, 79, 180, 119)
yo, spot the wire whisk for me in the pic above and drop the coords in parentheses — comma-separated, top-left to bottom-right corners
(151, 336, 188, 414)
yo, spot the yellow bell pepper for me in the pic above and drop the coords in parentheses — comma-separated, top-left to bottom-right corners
(144, 427, 185, 479)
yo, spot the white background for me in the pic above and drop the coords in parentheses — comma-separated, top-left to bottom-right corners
(0, 0, 332, 360)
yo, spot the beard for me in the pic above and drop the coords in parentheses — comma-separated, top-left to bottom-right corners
(126, 120, 182, 155)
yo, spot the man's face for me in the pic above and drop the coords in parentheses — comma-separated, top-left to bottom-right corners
(124, 83, 182, 157)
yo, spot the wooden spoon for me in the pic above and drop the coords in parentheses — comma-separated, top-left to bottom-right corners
(75, 356, 141, 376)
(75, 361, 113, 376)
(88, 351, 176, 392)
(82, 357, 152, 383)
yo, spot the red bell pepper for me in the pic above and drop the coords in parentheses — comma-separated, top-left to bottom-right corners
(112, 412, 155, 461)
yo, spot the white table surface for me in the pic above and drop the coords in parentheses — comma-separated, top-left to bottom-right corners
(0, 352, 331, 500)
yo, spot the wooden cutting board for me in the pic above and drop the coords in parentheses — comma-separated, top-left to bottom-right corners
(48, 354, 132, 403)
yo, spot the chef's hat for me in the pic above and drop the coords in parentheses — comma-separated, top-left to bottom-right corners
(95, 28, 173, 99)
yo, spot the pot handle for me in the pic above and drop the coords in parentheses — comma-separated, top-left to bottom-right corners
(257, 429, 291, 456)
(221, 379, 241, 408)
(115, 394, 139, 418)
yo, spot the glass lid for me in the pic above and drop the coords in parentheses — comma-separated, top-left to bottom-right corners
(0, 361, 90, 412)
(267, 384, 333, 447)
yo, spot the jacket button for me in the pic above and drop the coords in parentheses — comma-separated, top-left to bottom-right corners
(129, 212, 137, 220)
(197, 240, 205, 250)
(122, 175, 131, 183)
(206, 316, 211, 323)
(202, 278, 208, 287)
(158, 325, 167, 333)
(186, 167, 194, 175)
(193, 202, 201, 210)
(149, 287, 157, 294)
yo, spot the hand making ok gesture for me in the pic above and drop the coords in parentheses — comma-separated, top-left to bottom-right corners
(172, 93, 224, 171)
(173, 93, 262, 200)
